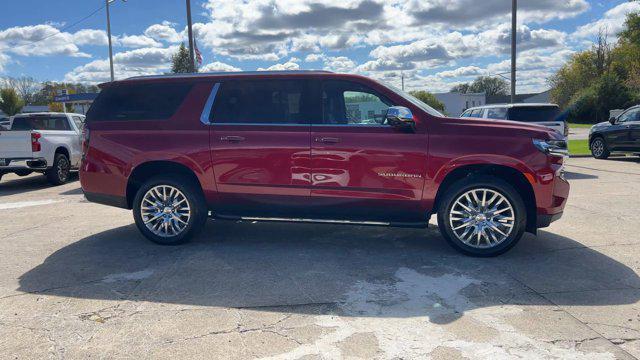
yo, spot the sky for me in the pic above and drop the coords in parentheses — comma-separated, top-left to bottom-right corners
(0, 0, 639, 94)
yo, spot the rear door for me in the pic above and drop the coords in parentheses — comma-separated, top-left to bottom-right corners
(209, 78, 314, 216)
(309, 79, 427, 222)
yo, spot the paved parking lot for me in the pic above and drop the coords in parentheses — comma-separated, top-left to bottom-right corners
(0, 157, 639, 359)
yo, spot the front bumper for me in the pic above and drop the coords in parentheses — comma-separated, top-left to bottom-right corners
(0, 158, 48, 171)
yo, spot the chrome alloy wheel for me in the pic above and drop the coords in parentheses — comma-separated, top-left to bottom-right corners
(140, 185, 191, 237)
(591, 139, 604, 157)
(449, 188, 515, 249)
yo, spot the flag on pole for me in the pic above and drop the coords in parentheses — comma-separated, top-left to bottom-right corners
(194, 38, 203, 67)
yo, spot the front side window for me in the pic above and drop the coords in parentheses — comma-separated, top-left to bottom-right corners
(470, 109, 483, 117)
(618, 108, 639, 123)
(322, 81, 393, 125)
(211, 80, 312, 124)
(11, 116, 71, 131)
(486, 107, 508, 120)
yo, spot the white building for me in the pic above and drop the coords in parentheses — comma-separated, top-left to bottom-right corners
(434, 92, 486, 117)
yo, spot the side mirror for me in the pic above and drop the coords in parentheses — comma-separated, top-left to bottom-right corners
(609, 116, 617, 125)
(386, 106, 415, 128)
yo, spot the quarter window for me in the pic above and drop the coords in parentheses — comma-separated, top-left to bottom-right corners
(322, 81, 393, 125)
(211, 80, 312, 124)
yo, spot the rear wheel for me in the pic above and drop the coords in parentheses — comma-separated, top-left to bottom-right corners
(437, 176, 527, 257)
(46, 153, 71, 185)
(133, 175, 207, 245)
(590, 137, 610, 159)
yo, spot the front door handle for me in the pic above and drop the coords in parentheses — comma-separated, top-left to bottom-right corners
(315, 137, 340, 144)
(220, 135, 245, 142)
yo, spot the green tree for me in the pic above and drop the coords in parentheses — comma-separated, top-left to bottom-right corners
(567, 73, 634, 124)
(449, 76, 508, 96)
(0, 88, 24, 116)
(171, 43, 196, 74)
(409, 90, 446, 112)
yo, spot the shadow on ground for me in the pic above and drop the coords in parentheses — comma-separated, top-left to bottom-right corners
(18, 220, 640, 323)
(0, 173, 79, 196)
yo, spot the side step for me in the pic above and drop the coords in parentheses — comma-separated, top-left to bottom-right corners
(211, 214, 429, 229)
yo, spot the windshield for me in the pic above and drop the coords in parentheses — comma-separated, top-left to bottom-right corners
(378, 81, 444, 117)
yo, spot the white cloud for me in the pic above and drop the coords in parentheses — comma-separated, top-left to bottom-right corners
(0, 24, 89, 57)
(436, 66, 484, 79)
(257, 60, 300, 71)
(117, 35, 162, 48)
(574, 1, 640, 39)
(323, 56, 356, 72)
(144, 22, 183, 43)
(64, 46, 178, 83)
(200, 61, 241, 72)
(0, 52, 9, 73)
(73, 29, 108, 46)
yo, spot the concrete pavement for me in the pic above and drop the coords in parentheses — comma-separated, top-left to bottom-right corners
(0, 157, 639, 359)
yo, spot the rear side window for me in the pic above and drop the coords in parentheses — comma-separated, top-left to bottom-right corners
(210, 80, 313, 124)
(507, 106, 563, 123)
(87, 82, 192, 121)
(11, 116, 71, 131)
(486, 107, 508, 120)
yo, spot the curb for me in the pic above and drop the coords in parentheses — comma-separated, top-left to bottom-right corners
(569, 154, 593, 158)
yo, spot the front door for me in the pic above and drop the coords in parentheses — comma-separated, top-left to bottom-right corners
(209, 79, 314, 216)
(619, 108, 640, 150)
(310, 79, 428, 223)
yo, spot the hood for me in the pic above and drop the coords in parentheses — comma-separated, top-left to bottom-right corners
(441, 116, 559, 139)
(592, 121, 610, 128)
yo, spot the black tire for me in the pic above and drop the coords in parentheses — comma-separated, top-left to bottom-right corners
(590, 137, 610, 159)
(46, 153, 71, 185)
(437, 176, 527, 257)
(132, 174, 208, 245)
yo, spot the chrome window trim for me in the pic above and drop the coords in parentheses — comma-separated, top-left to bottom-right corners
(211, 122, 309, 126)
(200, 83, 220, 125)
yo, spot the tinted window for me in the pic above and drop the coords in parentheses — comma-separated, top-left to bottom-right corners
(72, 116, 84, 130)
(508, 106, 563, 123)
(211, 80, 313, 124)
(618, 108, 639, 123)
(87, 82, 192, 121)
(486, 107, 508, 120)
(11, 116, 71, 131)
(322, 80, 393, 125)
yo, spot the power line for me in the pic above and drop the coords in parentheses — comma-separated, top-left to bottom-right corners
(10, 3, 106, 50)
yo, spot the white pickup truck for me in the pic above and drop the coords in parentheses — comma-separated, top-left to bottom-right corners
(0, 112, 85, 185)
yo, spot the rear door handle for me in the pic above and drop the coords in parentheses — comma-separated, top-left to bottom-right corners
(315, 137, 340, 144)
(220, 135, 245, 142)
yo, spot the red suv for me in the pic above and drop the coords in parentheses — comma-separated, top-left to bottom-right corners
(80, 71, 569, 256)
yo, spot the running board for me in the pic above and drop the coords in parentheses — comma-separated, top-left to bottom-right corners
(211, 214, 428, 229)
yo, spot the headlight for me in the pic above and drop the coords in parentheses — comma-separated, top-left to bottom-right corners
(533, 139, 568, 157)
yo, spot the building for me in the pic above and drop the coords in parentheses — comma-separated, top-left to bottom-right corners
(434, 92, 486, 117)
(53, 93, 99, 115)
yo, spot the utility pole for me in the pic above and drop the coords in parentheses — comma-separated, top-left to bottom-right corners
(106, 0, 115, 82)
(511, 0, 517, 103)
(186, 0, 196, 72)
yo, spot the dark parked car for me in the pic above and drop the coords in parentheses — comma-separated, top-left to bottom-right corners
(80, 71, 569, 257)
(589, 105, 640, 159)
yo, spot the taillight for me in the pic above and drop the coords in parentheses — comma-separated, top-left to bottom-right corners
(81, 127, 90, 159)
(31, 132, 41, 152)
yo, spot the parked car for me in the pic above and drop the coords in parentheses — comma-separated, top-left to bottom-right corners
(589, 105, 640, 159)
(0, 112, 85, 184)
(461, 103, 569, 138)
(80, 71, 569, 257)
(0, 117, 10, 130)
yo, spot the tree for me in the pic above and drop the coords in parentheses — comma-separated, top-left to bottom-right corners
(467, 76, 508, 96)
(450, 83, 470, 93)
(171, 43, 196, 73)
(449, 76, 508, 96)
(0, 88, 25, 116)
(2, 76, 41, 105)
(409, 90, 446, 112)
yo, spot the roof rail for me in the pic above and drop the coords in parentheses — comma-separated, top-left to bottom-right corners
(125, 70, 334, 81)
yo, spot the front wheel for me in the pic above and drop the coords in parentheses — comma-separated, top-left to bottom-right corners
(437, 176, 527, 257)
(133, 175, 208, 245)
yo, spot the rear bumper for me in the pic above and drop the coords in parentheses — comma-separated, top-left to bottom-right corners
(0, 158, 48, 172)
(537, 211, 563, 228)
(83, 191, 129, 209)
